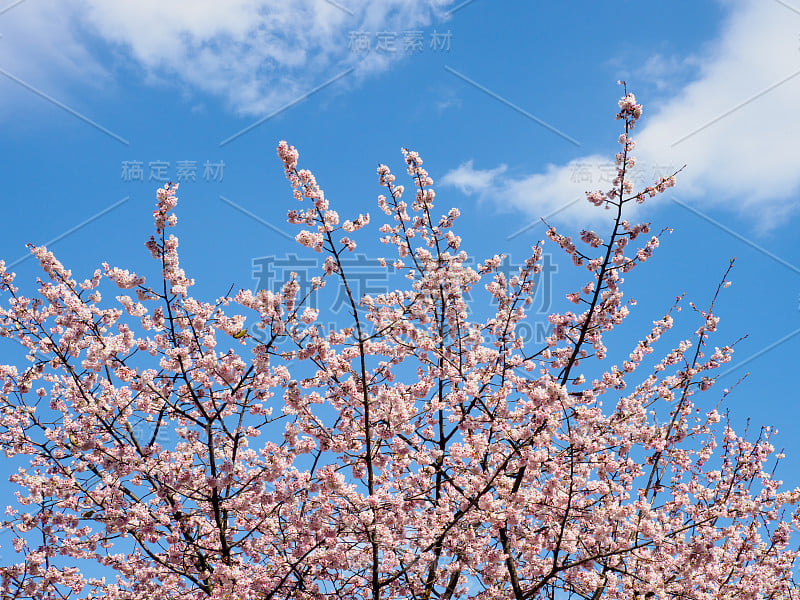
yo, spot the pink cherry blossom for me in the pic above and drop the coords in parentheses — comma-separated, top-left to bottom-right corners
(0, 86, 798, 600)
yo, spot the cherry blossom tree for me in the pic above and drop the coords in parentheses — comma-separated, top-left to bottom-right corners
(2, 84, 799, 600)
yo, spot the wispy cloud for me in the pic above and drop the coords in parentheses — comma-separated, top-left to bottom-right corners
(0, 0, 458, 116)
(440, 160, 507, 196)
(629, 53, 703, 93)
(0, 1, 107, 114)
(67, 0, 456, 116)
(440, 156, 646, 228)
(442, 0, 800, 230)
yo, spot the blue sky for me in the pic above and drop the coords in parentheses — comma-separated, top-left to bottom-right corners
(1, 0, 800, 570)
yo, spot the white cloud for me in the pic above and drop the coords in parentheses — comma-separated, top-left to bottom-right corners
(440, 156, 655, 229)
(636, 0, 800, 229)
(633, 53, 703, 93)
(0, 1, 107, 115)
(92, 1, 454, 116)
(443, 0, 800, 230)
(440, 160, 507, 196)
(0, 0, 455, 116)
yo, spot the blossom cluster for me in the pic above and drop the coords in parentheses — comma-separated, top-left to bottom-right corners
(0, 86, 798, 600)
